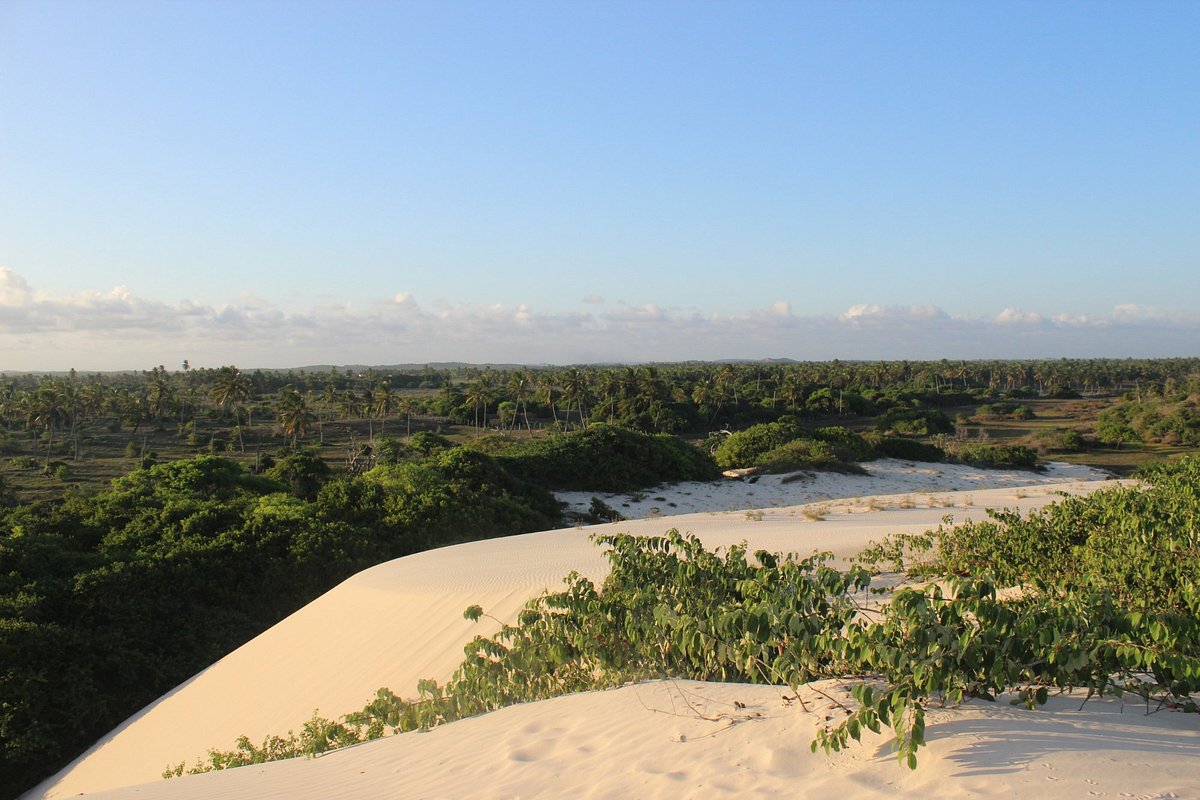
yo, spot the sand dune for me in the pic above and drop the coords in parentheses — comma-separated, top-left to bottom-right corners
(75, 680, 1200, 800)
(29, 460, 1200, 800)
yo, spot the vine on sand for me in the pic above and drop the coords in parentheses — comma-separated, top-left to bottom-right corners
(170, 458, 1200, 776)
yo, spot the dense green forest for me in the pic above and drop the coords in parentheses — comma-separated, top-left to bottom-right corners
(3, 357, 1198, 502)
(2, 358, 1199, 797)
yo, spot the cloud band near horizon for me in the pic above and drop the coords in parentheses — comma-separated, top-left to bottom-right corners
(1, 268, 1196, 372)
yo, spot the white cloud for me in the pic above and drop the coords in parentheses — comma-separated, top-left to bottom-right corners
(995, 307, 1044, 325)
(841, 304, 950, 324)
(1, 268, 1198, 371)
(0, 267, 34, 305)
(1111, 303, 1170, 321)
(841, 303, 883, 320)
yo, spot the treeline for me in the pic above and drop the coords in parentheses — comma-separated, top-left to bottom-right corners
(0, 425, 722, 798)
(4, 359, 1198, 461)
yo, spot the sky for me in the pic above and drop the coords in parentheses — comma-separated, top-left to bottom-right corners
(1, 0, 1197, 371)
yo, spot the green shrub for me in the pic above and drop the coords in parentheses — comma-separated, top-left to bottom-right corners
(974, 402, 1034, 420)
(812, 426, 877, 461)
(495, 424, 719, 492)
(264, 451, 331, 501)
(586, 497, 626, 523)
(42, 461, 70, 480)
(406, 431, 452, 455)
(875, 407, 953, 436)
(946, 442, 1039, 470)
(373, 437, 406, 466)
(712, 417, 805, 469)
(870, 435, 944, 462)
(1032, 428, 1085, 452)
(757, 439, 866, 475)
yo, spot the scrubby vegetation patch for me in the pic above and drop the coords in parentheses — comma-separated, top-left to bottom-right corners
(178, 457, 1200, 775)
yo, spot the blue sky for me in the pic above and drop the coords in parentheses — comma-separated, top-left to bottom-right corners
(1, 0, 1197, 370)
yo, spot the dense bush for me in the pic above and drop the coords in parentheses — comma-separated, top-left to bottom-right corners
(759, 439, 857, 473)
(869, 435, 944, 462)
(1031, 428, 1086, 453)
(492, 424, 720, 491)
(712, 421, 876, 473)
(406, 431, 453, 455)
(0, 451, 561, 798)
(1096, 388, 1200, 446)
(974, 402, 1034, 420)
(811, 426, 877, 461)
(711, 417, 805, 469)
(874, 407, 953, 436)
(861, 456, 1200, 615)
(264, 450, 332, 500)
(944, 442, 1040, 470)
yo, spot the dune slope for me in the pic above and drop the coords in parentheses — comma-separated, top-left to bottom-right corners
(30, 461, 1172, 799)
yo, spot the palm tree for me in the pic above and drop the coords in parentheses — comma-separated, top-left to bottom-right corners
(637, 367, 667, 415)
(540, 375, 560, 429)
(276, 385, 312, 449)
(371, 381, 396, 439)
(465, 375, 495, 431)
(211, 366, 251, 415)
(211, 366, 252, 450)
(396, 396, 417, 436)
(23, 381, 81, 466)
(336, 389, 361, 421)
(506, 371, 534, 431)
(691, 379, 717, 425)
(58, 380, 86, 461)
(595, 370, 621, 424)
(320, 383, 339, 420)
(148, 368, 175, 425)
(560, 367, 589, 429)
(716, 364, 740, 406)
(0, 381, 19, 432)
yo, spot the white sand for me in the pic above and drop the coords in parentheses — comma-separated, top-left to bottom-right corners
(554, 458, 1115, 519)
(73, 681, 1200, 800)
(28, 461, 1200, 800)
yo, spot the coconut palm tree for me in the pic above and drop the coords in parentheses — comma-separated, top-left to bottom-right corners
(336, 389, 360, 421)
(506, 371, 534, 431)
(23, 381, 75, 466)
(276, 385, 312, 449)
(211, 366, 251, 415)
(148, 368, 175, 426)
(396, 395, 417, 436)
(464, 375, 495, 431)
(595, 370, 621, 424)
(371, 381, 396, 439)
(540, 375, 560, 429)
(560, 367, 589, 429)
(211, 366, 252, 450)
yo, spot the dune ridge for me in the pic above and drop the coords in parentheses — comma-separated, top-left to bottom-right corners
(30, 460, 1200, 800)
